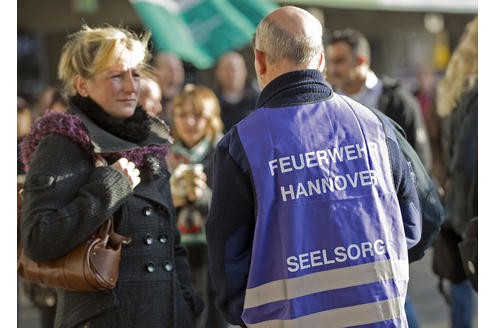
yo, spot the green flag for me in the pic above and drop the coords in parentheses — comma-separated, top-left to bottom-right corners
(130, 0, 278, 69)
(228, 0, 279, 27)
(130, 0, 210, 68)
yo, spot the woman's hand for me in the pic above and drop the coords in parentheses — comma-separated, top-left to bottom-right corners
(111, 158, 141, 189)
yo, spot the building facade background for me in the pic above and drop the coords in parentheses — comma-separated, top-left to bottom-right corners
(18, 0, 477, 100)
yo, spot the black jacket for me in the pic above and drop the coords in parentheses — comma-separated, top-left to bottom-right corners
(20, 104, 203, 328)
(379, 75, 432, 171)
(215, 84, 259, 133)
(444, 81, 478, 237)
(370, 107, 444, 262)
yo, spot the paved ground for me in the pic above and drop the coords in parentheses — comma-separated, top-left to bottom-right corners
(407, 249, 478, 328)
(18, 249, 478, 327)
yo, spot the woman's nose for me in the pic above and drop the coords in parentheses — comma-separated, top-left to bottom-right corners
(123, 72, 138, 93)
(186, 114, 196, 125)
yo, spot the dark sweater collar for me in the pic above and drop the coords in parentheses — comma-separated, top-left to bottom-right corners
(69, 101, 172, 153)
(256, 69, 333, 109)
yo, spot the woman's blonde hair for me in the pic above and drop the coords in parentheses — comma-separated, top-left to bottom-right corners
(171, 84, 224, 143)
(436, 16, 478, 117)
(58, 24, 152, 97)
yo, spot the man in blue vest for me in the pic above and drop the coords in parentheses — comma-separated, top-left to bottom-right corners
(206, 6, 422, 327)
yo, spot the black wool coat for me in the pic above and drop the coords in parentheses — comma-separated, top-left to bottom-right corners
(20, 104, 204, 328)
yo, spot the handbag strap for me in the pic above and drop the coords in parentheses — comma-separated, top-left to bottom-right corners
(106, 220, 132, 245)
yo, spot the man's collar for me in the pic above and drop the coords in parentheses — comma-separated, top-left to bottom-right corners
(364, 70, 379, 90)
(256, 69, 332, 108)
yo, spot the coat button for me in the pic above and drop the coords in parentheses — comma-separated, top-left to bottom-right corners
(143, 206, 153, 216)
(158, 234, 168, 244)
(144, 234, 153, 245)
(146, 262, 155, 273)
(163, 262, 173, 272)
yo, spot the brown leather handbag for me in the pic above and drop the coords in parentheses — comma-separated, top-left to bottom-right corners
(17, 182, 132, 292)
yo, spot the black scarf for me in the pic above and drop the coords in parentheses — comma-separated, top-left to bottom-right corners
(70, 95, 165, 181)
(71, 95, 151, 143)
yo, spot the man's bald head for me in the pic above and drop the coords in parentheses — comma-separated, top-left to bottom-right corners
(215, 51, 248, 93)
(253, 6, 325, 90)
(254, 6, 323, 66)
(152, 52, 185, 95)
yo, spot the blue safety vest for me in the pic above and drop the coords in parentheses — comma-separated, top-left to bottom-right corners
(236, 94, 409, 327)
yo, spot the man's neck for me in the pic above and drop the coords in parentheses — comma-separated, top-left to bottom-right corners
(222, 86, 245, 100)
(343, 77, 366, 96)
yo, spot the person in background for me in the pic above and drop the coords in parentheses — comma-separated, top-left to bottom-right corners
(152, 52, 185, 124)
(325, 28, 432, 172)
(206, 6, 421, 327)
(414, 66, 437, 120)
(213, 51, 259, 133)
(19, 24, 203, 327)
(325, 28, 434, 327)
(48, 89, 69, 114)
(31, 85, 57, 119)
(413, 66, 446, 194)
(435, 15, 478, 328)
(17, 97, 33, 176)
(167, 84, 227, 328)
(138, 74, 163, 117)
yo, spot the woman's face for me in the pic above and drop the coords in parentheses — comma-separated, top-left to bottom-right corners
(84, 63, 141, 119)
(173, 100, 208, 148)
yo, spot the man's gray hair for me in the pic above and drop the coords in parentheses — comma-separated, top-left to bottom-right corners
(255, 16, 323, 65)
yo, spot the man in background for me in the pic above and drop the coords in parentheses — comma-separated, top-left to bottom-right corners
(138, 75, 163, 118)
(153, 52, 185, 124)
(325, 28, 432, 171)
(213, 51, 259, 133)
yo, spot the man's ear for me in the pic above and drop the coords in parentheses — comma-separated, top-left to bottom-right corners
(356, 55, 369, 67)
(74, 75, 89, 97)
(316, 52, 325, 72)
(254, 49, 267, 76)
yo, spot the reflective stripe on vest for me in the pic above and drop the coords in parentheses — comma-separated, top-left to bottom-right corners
(236, 94, 409, 327)
(246, 297, 406, 328)
(244, 259, 408, 308)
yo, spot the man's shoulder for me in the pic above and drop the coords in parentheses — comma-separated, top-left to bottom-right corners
(217, 125, 243, 153)
(379, 75, 416, 97)
(379, 75, 400, 88)
(379, 75, 420, 112)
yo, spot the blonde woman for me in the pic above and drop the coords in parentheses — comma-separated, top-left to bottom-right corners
(436, 16, 477, 119)
(19, 25, 203, 327)
(168, 84, 227, 328)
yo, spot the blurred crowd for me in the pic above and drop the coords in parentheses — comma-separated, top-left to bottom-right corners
(17, 14, 477, 328)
